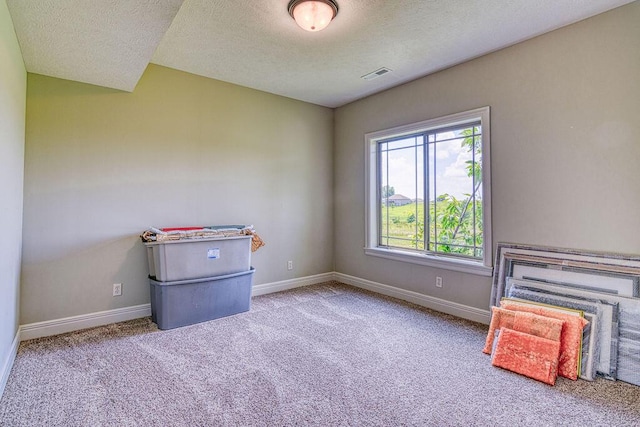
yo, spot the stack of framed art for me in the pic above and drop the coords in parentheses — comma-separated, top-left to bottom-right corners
(489, 242, 640, 386)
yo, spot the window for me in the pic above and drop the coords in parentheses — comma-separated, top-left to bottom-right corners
(365, 107, 492, 276)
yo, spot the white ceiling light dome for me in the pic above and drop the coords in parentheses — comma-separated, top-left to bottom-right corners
(288, 0, 338, 32)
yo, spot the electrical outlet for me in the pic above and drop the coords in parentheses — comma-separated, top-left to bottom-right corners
(113, 283, 122, 296)
(435, 277, 443, 288)
(287, 260, 293, 271)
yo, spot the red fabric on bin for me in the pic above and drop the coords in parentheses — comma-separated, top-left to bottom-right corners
(160, 227, 204, 232)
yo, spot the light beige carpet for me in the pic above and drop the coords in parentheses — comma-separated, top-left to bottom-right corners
(1, 282, 639, 426)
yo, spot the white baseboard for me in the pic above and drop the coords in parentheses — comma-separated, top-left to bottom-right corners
(18, 271, 489, 343)
(334, 272, 491, 325)
(0, 329, 20, 400)
(20, 304, 152, 342)
(251, 272, 335, 297)
(18, 273, 335, 341)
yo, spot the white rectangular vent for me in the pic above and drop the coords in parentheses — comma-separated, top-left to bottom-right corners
(361, 67, 392, 81)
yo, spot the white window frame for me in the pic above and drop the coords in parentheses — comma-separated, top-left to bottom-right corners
(364, 107, 493, 276)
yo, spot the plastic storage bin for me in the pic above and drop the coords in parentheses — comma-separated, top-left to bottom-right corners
(145, 235, 251, 282)
(149, 268, 255, 330)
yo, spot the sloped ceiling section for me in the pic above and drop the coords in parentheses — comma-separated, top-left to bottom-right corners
(6, 0, 185, 92)
(6, 0, 636, 106)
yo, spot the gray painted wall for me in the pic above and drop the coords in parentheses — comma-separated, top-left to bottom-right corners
(334, 3, 640, 311)
(21, 65, 334, 324)
(0, 0, 25, 387)
(15, 1, 640, 328)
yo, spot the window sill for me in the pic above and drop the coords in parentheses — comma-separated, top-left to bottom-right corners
(364, 247, 494, 277)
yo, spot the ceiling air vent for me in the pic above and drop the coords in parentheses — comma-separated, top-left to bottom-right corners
(361, 67, 392, 81)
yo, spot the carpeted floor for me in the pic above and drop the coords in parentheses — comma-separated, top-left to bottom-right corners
(1, 281, 639, 426)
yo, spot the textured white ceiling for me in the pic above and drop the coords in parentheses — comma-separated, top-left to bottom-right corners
(6, 0, 185, 92)
(7, 0, 636, 106)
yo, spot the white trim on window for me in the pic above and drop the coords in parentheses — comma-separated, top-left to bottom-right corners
(364, 106, 493, 275)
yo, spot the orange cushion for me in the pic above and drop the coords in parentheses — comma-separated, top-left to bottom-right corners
(500, 300, 588, 380)
(483, 307, 564, 354)
(492, 328, 562, 385)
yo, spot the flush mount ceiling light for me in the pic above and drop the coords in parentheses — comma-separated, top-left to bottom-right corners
(288, 0, 338, 32)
